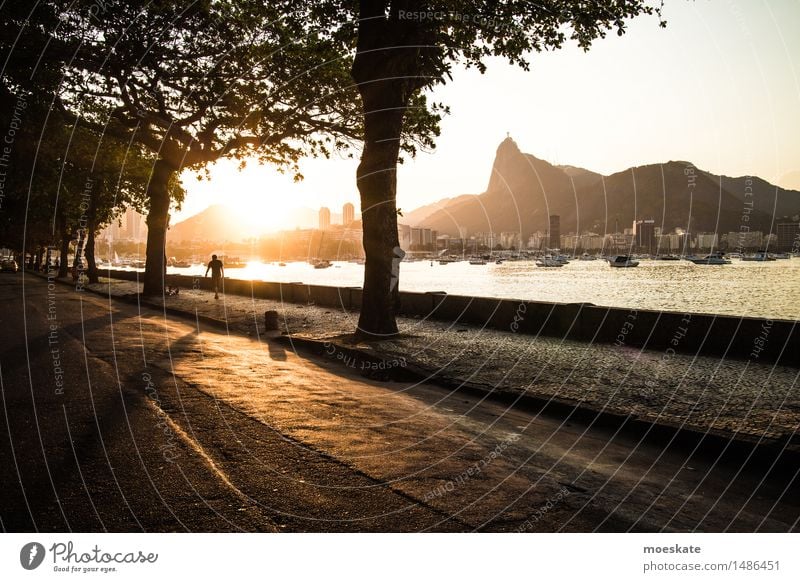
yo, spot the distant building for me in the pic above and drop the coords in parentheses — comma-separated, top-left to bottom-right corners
(776, 222, 800, 251)
(607, 232, 635, 252)
(398, 224, 411, 250)
(125, 207, 146, 241)
(500, 231, 520, 250)
(663, 232, 692, 254)
(527, 232, 545, 250)
(548, 215, 560, 250)
(560, 234, 580, 251)
(696, 232, 718, 250)
(633, 219, 656, 253)
(319, 207, 331, 230)
(579, 233, 605, 251)
(409, 227, 437, 250)
(474, 231, 498, 249)
(342, 202, 355, 226)
(726, 230, 763, 251)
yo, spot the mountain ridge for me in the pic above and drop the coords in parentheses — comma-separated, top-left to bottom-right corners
(416, 137, 800, 238)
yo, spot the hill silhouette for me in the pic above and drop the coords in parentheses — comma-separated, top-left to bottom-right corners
(417, 137, 799, 237)
(168, 204, 321, 243)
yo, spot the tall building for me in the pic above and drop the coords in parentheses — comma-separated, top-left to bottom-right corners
(776, 222, 800, 251)
(398, 224, 411, 250)
(548, 215, 560, 250)
(124, 207, 146, 242)
(319, 207, 331, 230)
(696, 232, 719, 250)
(342, 202, 355, 226)
(500, 231, 521, 249)
(633, 219, 656, 253)
(409, 227, 437, 250)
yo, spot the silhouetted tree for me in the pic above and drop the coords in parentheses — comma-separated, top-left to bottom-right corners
(53, 0, 366, 295)
(291, 0, 665, 337)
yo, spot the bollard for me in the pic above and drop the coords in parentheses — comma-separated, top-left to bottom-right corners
(264, 310, 280, 330)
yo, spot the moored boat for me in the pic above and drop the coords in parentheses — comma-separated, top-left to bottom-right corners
(536, 257, 565, 267)
(607, 255, 640, 268)
(741, 250, 775, 262)
(686, 251, 731, 265)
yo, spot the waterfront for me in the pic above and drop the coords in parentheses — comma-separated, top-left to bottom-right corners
(145, 257, 800, 321)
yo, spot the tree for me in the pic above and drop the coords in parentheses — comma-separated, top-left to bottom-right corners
(0, 2, 69, 264)
(294, 0, 665, 337)
(53, 0, 370, 295)
(56, 127, 161, 284)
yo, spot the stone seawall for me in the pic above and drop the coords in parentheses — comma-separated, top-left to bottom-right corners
(107, 270, 798, 366)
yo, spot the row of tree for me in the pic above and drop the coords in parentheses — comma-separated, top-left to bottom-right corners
(1, 1, 662, 337)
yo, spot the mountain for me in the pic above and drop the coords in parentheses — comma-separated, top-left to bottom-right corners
(400, 194, 474, 227)
(167, 204, 247, 243)
(168, 204, 325, 243)
(417, 137, 800, 237)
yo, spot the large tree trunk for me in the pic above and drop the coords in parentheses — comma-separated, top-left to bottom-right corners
(58, 223, 70, 278)
(73, 230, 85, 269)
(85, 191, 99, 284)
(354, 95, 405, 338)
(58, 236, 70, 278)
(142, 158, 175, 296)
(351, 2, 422, 339)
(85, 226, 98, 283)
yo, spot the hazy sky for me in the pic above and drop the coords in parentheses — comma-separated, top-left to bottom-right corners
(174, 0, 800, 227)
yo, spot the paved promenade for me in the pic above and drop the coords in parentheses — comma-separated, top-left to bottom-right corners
(84, 276, 799, 442)
(2, 273, 797, 531)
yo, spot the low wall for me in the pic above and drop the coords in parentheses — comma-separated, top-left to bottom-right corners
(105, 270, 798, 366)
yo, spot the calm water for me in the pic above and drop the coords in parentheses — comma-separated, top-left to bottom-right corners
(148, 258, 800, 320)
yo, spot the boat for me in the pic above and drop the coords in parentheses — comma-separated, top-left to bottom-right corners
(741, 250, 775, 262)
(579, 253, 598, 261)
(554, 254, 570, 265)
(654, 254, 680, 261)
(536, 257, 565, 268)
(495, 259, 504, 264)
(773, 252, 790, 259)
(686, 251, 731, 265)
(312, 259, 332, 269)
(607, 255, 640, 268)
(469, 259, 487, 265)
(278, 262, 287, 267)
(223, 257, 247, 268)
(171, 258, 192, 268)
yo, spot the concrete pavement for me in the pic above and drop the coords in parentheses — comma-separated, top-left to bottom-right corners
(1, 273, 797, 531)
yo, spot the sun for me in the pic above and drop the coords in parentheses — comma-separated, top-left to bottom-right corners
(229, 192, 295, 235)
(181, 158, 305, 235)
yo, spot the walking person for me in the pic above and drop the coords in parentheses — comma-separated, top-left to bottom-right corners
(204, 254, 224, 299)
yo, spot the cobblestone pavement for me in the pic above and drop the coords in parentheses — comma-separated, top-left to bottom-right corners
(84, 277, 799, 442)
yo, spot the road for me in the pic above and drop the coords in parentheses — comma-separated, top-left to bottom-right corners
(1, 273, 797, 532)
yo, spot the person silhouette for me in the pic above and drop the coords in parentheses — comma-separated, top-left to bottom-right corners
(204, 254, 224, 299)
